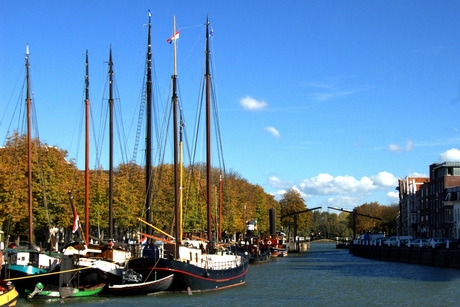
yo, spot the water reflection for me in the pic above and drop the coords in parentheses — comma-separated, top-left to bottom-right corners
(19, 242, 460, 306)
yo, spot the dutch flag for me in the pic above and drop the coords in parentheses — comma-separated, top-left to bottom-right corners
(166, 30, 180, 44)
(140, 236, 147, 247)
(72, 214, 79, 234)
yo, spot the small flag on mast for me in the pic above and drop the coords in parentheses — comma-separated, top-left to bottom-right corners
(167, 30, 180, 44)
(210, 25, 213, 36)
(140, 236, 147, 247)
(72, 214, 79, 234)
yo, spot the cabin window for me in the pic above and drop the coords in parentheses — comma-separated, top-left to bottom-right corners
(196, 253, 198, 262)
(190, 252, 193, 261)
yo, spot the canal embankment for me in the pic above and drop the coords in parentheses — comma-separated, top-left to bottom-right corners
(350, 243, 460, 268)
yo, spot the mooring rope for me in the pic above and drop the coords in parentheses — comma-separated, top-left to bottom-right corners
(4, 266, 93, 281)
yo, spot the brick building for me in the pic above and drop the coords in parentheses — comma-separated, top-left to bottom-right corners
(399, 162, 460, 239)
(397, 176, 429, 237)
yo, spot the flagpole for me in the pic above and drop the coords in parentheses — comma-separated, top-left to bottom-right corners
(68, 190, 87, 245)
(174, 15, 177, 76)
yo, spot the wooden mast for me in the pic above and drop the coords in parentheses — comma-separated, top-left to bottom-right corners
(146, 10, 153, 239)
(179, 113, 183, 243)
(108, 46, 114, 241)
(219, 175, 222, 241)
(85, 50, 90, 244)
(205, 16, 212, 243)
(26, 44, 33, 249)
(172, 16, 181, 259)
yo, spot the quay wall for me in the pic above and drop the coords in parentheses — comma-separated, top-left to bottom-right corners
(287, 241, 310, 252)
(350, 244, 460, 269)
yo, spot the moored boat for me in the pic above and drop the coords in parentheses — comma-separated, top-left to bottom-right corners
(234, 222, 271, 264)
(263, 234, 288, 257)
(107, 273, 173, 296)
(0, 279, 18, 307)
(25, 255, 105, 299)
(126, 13, 249, 292)
(61, 49, 131, 288)
(26, 282, 105, 299)
(1, 45, 62, 295)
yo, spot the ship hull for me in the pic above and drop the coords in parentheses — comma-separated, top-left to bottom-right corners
(127, 256, 248, 292)
(107, 274, 173, 295)
(270, 248, 288, 257)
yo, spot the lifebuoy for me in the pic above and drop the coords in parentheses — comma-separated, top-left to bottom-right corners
(267, 240, 272, 245)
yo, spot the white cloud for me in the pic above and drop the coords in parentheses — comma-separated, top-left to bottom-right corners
(371, 172, 398, 188)
(406, 140, 413, 151)
(240, 96, 267, 110)
(264, 126, 280, 138)
(408, 172, 428, 177)
(292, 186, 307, 198)
(273, 190, 287, 200)
(387, 191, 399, 199)
(268, 176, 282, 188)
(299, 173, 376, 195)
(325, 196, 362, 211)
(312, 91, 354, 102)
(440, 148, 460, 162)
(388, 144, 402, 153)
(387, 140, 413, 153)
(270, 172, 399, 206)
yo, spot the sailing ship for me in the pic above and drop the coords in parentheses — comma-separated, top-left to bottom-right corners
(1, 45, 62, 295)
(61, 50, 129, 286)
(127, 15, 249, 292)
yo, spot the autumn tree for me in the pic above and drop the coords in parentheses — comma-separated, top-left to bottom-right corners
(0, 133, 281, 243)
(377, 204, 399, 235)
(279, 188, 311, 236)
(0, 132, 77, 242)
(348, 202, 398, 235)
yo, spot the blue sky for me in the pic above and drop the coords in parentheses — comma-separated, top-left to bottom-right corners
(2, 1, 460, 211)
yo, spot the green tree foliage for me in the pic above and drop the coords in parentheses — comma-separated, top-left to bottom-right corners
(310, 211, 352, 238)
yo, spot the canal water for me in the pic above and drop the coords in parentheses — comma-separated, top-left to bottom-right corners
(20, 243, 460, 306)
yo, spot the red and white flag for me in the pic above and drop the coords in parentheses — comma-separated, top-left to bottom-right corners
(72, 214, 79, 233)
(166, 30, 180, 44)
(140, 236, 147, 246)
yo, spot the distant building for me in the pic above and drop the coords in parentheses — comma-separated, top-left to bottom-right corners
(429, 162, 460, 238)
(399, 162, 460, 239)
(443, 186, 460, 239)
(418, 181, 430, 238)
(397, 176, 429, 237)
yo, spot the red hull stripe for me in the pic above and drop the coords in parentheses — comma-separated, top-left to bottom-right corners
(140, 267, 248, 282)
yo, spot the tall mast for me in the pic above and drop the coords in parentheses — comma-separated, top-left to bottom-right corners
(219, 175, 222, 241)
(172, 16, 181, 258)
(108, 46, 114, 241)
(205, 16, 212, 243)
(179, 112, 183, 243)
(26, 44, 33, 249)
(85, 50, 90, 244)
(145, 10, 153, 238)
